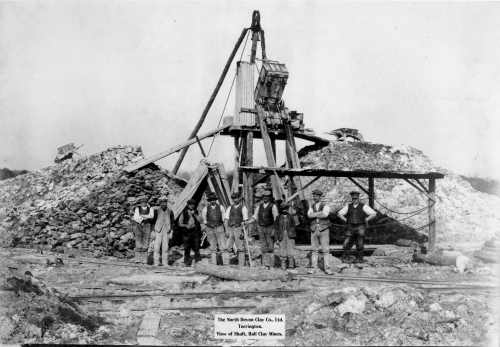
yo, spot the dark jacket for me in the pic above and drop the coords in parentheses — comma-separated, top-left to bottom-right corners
(179, 210, 201, 234)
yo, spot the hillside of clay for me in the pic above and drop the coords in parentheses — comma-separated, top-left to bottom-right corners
(0, 146, 185, 256)
(299, 141, 500, 250)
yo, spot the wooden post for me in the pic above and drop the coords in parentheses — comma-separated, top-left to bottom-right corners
(232, 135, 241, 193)
(428, 178, 436, 252)
(242, 132, 254, 213)
(173, 28, 249, 174)
(283, 121, 304, 200)
(270, 137, 276, 160)
(256, 107, 282, 199)
(368, 178, 375, 208)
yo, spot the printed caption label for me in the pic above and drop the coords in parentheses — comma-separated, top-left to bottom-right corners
(214, 314, 285, 340)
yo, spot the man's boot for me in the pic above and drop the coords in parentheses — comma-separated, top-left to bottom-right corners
(311, 253, 318, 269)
(323, 253, 332, 274)
(280, 257, 287, 270)
(210, 253, 217, 265)
(221, 252, 230, 266)
(287, 256, 295, 269)
(238, 251, 246, 267)
(355, 250, 364, 263)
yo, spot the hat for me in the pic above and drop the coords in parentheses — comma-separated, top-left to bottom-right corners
(207, 192, 217, 201)
(312, 189, 323, 196)
(231, 192, 241, 199)
(279, 202, 290, 211)
(263, 190, 272, 197)
(187, 199, 197, 206)
(350, 191, 360, 196)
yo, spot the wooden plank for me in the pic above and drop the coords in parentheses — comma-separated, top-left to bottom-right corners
(243, 131, 254, 212)
(256, 106, 282, 199)
(195, 263, 288, 281)
(217, 163, 233, 207)
(239, 166, 445, 179)
(124, 125, 229, 172)
(283, 121, 304, 200)
(428, 178, 436, 252)
(368, 177, 375, 208)
(232, 135, 241, 193)
(234, 61, 256, 127)
(137, 312, 161, 337)
(171, 162, 209, 218)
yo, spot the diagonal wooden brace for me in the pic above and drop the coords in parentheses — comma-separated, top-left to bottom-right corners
(347, 177, 370, 195)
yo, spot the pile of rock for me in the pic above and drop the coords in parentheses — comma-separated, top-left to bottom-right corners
(474, 235, 500, 263)
(0, 146, 185, 257)
(298, 141, 500, 251)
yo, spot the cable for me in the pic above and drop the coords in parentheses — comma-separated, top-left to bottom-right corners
(207, 30, 251, 156)
(375, 199, 434, 215)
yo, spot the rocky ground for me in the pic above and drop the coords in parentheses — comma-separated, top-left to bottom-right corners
(1, 141, 500, 345)
(0, 246, 498, 346)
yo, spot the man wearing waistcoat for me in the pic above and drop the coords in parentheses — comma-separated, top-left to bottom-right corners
(202, 192, 228, 265)
(337, 191, 377, 263)
(248, 190, 278, 267)
(152, 195, 175, 266)
(132, 197, 154, 263)
(307, 189, 331, 270)
(224, 192, 249, 267)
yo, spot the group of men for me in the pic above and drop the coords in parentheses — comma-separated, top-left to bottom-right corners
(131, 187, 376, 270)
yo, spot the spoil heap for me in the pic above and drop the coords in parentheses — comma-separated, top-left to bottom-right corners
(299, 141, 500, 250)
(0, 146, 185, 257)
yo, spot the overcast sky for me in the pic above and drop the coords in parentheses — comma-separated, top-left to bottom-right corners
(1, 1, 499, 179)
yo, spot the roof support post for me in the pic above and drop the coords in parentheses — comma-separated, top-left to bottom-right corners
(428, 178, 437, 252)
(368, 177, 375, 208)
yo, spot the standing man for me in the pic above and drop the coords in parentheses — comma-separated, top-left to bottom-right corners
(307, 189, 331, 270)
(337, 191, 377, 263)
(248, 190, 278, 267)
(202, 192, 229, 265)
(224, 192, 249, 267)
(152, 195, 175, 266)
(275, 202, 296, 270)
(132, 197, 154, 263)
(179, 199, 203, 266)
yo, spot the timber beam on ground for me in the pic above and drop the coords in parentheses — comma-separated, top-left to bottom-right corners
(239, 166, 445, 180)
(69, 288, 307, 300)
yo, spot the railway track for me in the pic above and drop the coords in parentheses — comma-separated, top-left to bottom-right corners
(70, 288, 307, 300)
(294, 273, 498, 289)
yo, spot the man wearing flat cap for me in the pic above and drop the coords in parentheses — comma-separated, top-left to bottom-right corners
(152, 194, 175, 266)
(131, 196, 155, 263)
(307, 189, 331, 269)
(248, 190, 278, 267)
(202, 192, 228, 265)
(179, 199, 203, 266)
(224, 191, 249, 267)
(337, 191, 377, 263)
